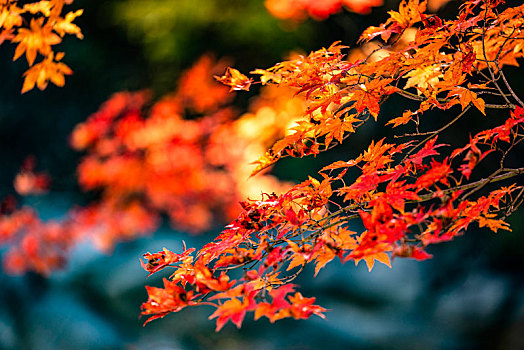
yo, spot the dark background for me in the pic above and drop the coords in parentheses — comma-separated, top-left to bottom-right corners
(1, 0, 524, 349)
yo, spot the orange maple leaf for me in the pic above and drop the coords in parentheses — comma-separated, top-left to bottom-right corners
(0, 4, 23, 30)
(54, 9, 84, 39)
(448, 86, 486, 115)
(386, 110, 414, 128)
(388, 0, 426, 27)
(12, 18, 61, 65)
(351, 86, 381, 120)
(348, 79, 397, 120)
(214, 67, 253, 92)
(356, 251, 392, 271)
(477, 214, 511, 233)
(21, 52, 72, 93)
(23, 2, 53, 16)
(209, 297, 252, 331)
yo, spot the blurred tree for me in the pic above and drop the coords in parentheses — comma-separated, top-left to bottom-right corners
(0, 54, 305, 274)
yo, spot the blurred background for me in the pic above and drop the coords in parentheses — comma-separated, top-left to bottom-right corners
(1, 0, 524, 349)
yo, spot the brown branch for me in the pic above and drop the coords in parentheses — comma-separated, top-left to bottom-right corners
(498, 69, 524, 107)
(415, 167, 524, 203)
(398, 105, 471, 138)
(395, 89, 516, 109)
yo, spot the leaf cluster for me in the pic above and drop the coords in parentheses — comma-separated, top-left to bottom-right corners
(0, 0, 83, 92)
(142, 0, 524, 331)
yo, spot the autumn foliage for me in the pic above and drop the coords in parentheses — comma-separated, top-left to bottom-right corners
(139, 0, 524, 331)
(1, 0, 523, 334)
(0, 0, 83, 92)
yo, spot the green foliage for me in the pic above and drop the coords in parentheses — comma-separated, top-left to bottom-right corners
(112, 0, 316, 64)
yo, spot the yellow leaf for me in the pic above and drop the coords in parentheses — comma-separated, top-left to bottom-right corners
(23, 1, 53, 16)
(404, 65, 443, 94)
(54, 9, 84, 39)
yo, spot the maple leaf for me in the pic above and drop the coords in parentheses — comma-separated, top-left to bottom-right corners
(321, 159, 359, 172)
(23, 2, 53, 16)
(312, 247, 336, 276)
(386, 110, 414, 128)
(383, 181, 420, 212)
(209, 297, 253, 331)
(322, 112, 358, 147)
(286, 240, 312, 271)
(404, 65, 443, 94)
(0, 5, 23, 31)
(194, 263, 235, 293)
(253, 284, 294, 322)
(345, 230, 394, 271)
(357, 251, 392, 271)
(12, 18, 61, 65)
(21, 52, 72, 93)
(388, 0, 426, 27)
(477, 214, 511, 233)
(141, 278, 196, 325)
(140, 246, 195, 276)
(288, 292, 327, 319)
(346, 79, 397, 120)
(407, 137, 442, 165)
(255, 286, 326, 323)
(361, 138, 392, 165)
(359, 23, 402, 43)
(215, 67, 253, 91)
(454, 137, 492, 180)
(358, 0, 426, 43)
(54, 9, 84, 39)
(0, 28, 15, 45)
(350, 86, 381, 120)
(250, 68, 282, 84)
(447, 86, 485, 115)
(414, 159, 451, 189)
